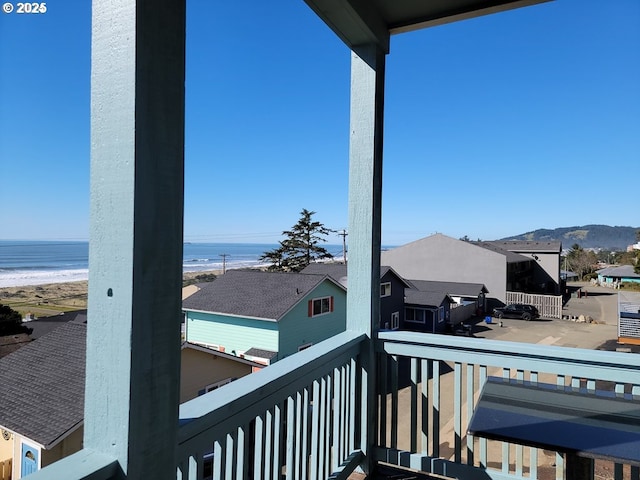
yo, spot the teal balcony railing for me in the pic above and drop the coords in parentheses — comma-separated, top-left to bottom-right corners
(375, 330, 640, 480)
(27, 329, 640, 480)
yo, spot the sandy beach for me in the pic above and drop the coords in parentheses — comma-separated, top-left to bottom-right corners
(0, 270, 224, 317)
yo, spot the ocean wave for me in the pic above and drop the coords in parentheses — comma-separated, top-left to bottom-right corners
(0, 269, 89, 288)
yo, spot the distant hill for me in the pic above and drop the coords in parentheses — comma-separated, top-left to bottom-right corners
(500, 225, 639, 251)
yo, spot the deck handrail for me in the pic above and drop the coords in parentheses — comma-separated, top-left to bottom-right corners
(177, 330, 368, 479)
(375, 330, 640, 480)
(378, 330, 640, 385)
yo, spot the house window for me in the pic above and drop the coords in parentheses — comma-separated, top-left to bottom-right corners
(391, 312, 399, 330)
(381, 282, 391, 297)
(405, 307, 427, 324)
(439, 306, 445, 323)
(308, 296, 333, 317)
(200, 377, 235, 395)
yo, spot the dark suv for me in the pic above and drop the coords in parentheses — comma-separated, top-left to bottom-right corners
(492, 303, 540, 321)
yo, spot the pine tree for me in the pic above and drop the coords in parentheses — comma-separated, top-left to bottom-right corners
(261, 209, 334, 272)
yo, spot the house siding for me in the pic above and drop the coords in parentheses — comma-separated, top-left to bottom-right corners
(41, 428, 83, 469)
(382, 234, 508, 303)
(0, 431, 11, 480)
(186, 312, 278, 356)
(277, 282, 346, 360)
(379, 271, 405, 330)
(179, 348, 253, 403)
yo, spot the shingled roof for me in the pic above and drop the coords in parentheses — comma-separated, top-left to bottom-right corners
(301, 263, 411, 288)
(404, 289, 452, 308)
(0, 321, 85, 449)
(182, 270, 344, 320)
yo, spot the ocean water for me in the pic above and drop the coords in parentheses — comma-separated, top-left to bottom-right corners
(0, 240, 307, 288)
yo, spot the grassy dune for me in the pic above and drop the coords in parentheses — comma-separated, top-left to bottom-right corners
(1, 270, 225, 317)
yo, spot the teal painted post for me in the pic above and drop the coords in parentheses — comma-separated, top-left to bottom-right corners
(86, 0, 185, 478)
(347, 43, 386, 474)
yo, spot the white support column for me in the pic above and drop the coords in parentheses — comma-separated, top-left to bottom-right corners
(347, 43, 386, 474)
(85, 1, 186, 478)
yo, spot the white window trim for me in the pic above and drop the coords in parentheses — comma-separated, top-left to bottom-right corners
(404, 307, 427, 324)
(311, 296, 332, 317)
(391, 311, 399, 330)
(380, 282, 391, 297)
(204, 377, 234, 392)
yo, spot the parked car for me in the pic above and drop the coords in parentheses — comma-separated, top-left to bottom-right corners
(492, 304, 539, 321)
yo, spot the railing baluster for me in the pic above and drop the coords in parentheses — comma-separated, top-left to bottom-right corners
(310, 380, 320, 480)
(214, 439, 223, 480)
(333, 368, 341, 472)
(318, 378, 327, 479)
(225, 432, 235, 480)
(349, 357, 356, 454)
(557, 374, 565, 390)
(286, 392, 302, 480)
(264, 409, 273, 480)
(324, 374, 332, 476)
(272, 404, 282, 480)
(391, 355, 399, 449)
(479, 365, 487, 469)
(555, 451, 563, 480)
(237, 425, 246, 480)
(466, 363, 474, 466)
(379, 352, 388, 446)
(615, 382, 625, 398)
(410, 357, 418, 453)
(571, 377, 580, 391)
(515, 364, 524, 474)
(432, 359, 440, 458)
(633, 385, 640, 400)
(294, 392, 302, 480)
(302, 387, 310, 480)
(254, 415, 264, 480)
(530, 367, 539, 477)
(421, 358, 429, 455)
(502, 368, 510, 475)
(454, 362, 462, 463)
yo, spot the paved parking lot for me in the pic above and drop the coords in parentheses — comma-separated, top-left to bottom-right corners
(470, 282, 634, 352)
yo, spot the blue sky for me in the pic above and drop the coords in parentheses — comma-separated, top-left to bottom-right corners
(1, 1, 638, 246)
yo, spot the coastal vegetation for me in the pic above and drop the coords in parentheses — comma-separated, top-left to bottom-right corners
(260, 209, 334, 272)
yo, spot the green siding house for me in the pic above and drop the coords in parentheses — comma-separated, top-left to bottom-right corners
(183, 270, 347, 364)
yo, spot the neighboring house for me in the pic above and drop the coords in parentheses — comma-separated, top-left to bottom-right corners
(478, 240, 562, 295)
(406, 280, 488, 325)
(183, 270, 347, 364)
(301, 263, 411, 330)
(403, 288, 454, 334)
(180, 342, 261, 403)
(597, 265, 640, 286)
(0, 320, 257, 478)
(381, 234, 561, 305)
(0, 321, 86, 480)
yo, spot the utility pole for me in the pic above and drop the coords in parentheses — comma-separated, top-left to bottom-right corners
(338, 230, 348, 264)
(219, 253, 229, 274)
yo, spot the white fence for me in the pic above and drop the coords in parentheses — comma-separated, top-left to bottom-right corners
(505, 291, 563, 319)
